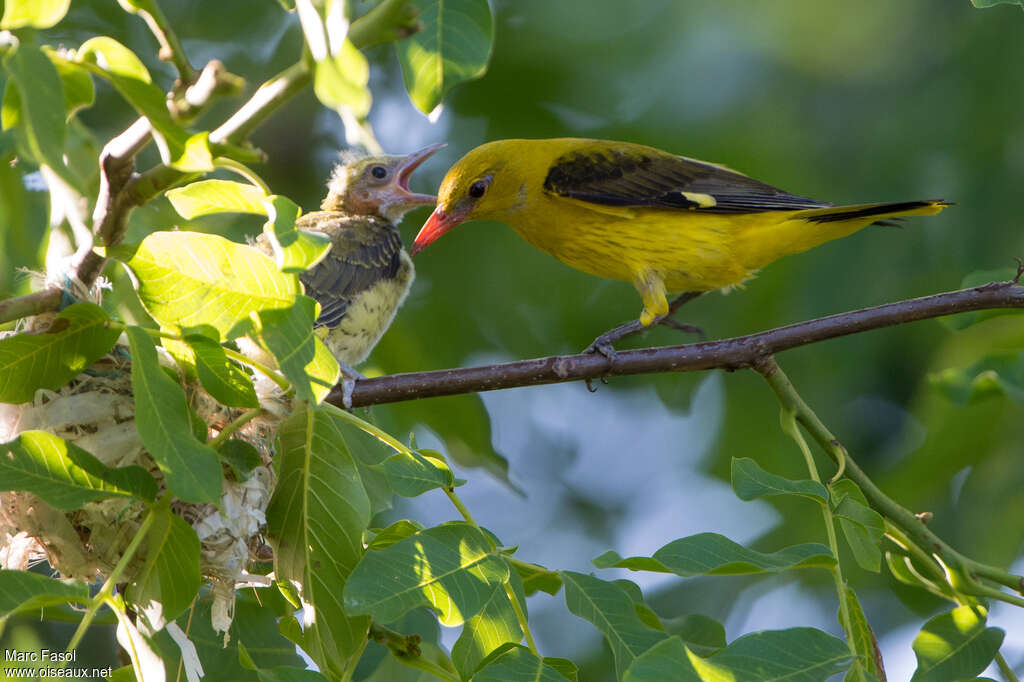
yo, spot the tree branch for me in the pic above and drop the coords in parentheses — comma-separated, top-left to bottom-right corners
(335, 279, 1024, 408)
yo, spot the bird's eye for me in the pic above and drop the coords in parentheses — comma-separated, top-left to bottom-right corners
(469, 180, 487, 198)
(370, 165, 388, 179)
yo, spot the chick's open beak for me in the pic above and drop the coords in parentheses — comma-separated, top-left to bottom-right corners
(392, 142, 446, 207)
(411, 205, 468, 256)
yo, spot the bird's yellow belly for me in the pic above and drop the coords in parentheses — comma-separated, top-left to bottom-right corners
(511, 204, 758, 293)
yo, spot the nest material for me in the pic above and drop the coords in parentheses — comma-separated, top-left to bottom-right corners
(0, 327, 283, 635)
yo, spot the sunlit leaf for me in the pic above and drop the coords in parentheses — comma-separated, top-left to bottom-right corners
(731, 457, 828, 503)
(344, 522, 509, 626)
(452, 576, 524, 678)
(0, 431, 156, 508)
(126, 326, 222, 503)
(0, 303, 120, 404)
(254, 296, 340, 403)
(2, 42, 67, 174)
(266, 403, 372, 674)
(44, 50, 95, 119)
(263, 196, 331, 274)
(910, 606, 1003, 681)
(396, 0, 493, 115)
(0, 0, 71, 28)
(185, 334, 259, 408)
(313, 41, 371, 117)
(473, 645, 574, 682)
(593, 532, 835, 575)
(113, 231, 300, 339)
(170, 132, 215, 172)
(166, 179, 269, 219)
(512, 559, 562, 597)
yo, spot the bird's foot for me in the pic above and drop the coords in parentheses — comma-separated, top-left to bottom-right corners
(658, 317, 707, 340)
(339, 362, 367, 410)
(582, 320, 646, 360)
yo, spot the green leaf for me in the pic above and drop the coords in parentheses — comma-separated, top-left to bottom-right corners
(668, 614, 726, 657)
(0, 431, 157, 508)
(2, 42, 68, 174)
(910, 606, 1004, 681)
(396, 0, 493, 115)
(452, 577, 524, 678)
(0, 302, 120, 403)
(186, 334, 259, 408)
(344, 522, 510, 627)
(512, 559, 563, 597)
(374, 448, 455, 497)
(44, 50, 95, 118)
(0, 570, 89, 617)
(126, 505, 201, 629)
(473, 646, 574, 682)
(971, 0, 1023, 8)
(560, 571, 668, 678)
(170, 132, 215, 172)
(313, 41, 372, 117)
(126, 326, 222, 503)
(265, 403, 372, 676)
(218, 439, 263, 482)
(1, 0, 71, 27)
(623, 628, 855, 682)
(841, 587, 885, 682)
(593, 532, 835, 576)
(929, 351, 1024, 406)
(731, 457, 829, 503)
(75, 37, 188, 160)
(254, 296, 340, 403)
(166, 179, 269, 219)
(831, 480, 884, 573)
(113, 231, 301, 339)
(365, 519, 423, 551)
(262, 195, 332, 274)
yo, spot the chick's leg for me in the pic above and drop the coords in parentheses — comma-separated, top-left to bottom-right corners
(338, 362, 367, 410)
(584, 277, 704, 359)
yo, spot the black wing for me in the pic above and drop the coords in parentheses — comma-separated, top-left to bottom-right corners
(543, 146, 831, 213)
(297, 213, 403, 329)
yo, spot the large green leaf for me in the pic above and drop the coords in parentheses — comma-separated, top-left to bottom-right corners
(186, 334, 259, 408)
(623, 628, 855, 682)
(0, 431, 156, 508)
(560, 572, 668, 679)
(374, 448, 455, 497)
(1, 0, 71, 28)
(831, 480, 884, 573)
(0, 570, 89, 617)
(313, 42, 372, 118)
(731, 457, 828, 503)
(75, 37, 188, 160)
(44, 49, 95, 119)
(166, 179, 269, 219)
(910, 606, 1004, 681)
(452, 575, 525, 679)
(473, 646, 574, 682)
(114, 231, 301, 339)
(0, 302, 120, 403)
(593, 532, 835, 576)
(254, 296, 340, 404)
(396, 0, 493, 115)
(126, 327, 222, 504)
(265, 403, 373, 676)
(2, 42, 69, 179)
(126, 504, 201, 629)
(344, 522, 510, 627)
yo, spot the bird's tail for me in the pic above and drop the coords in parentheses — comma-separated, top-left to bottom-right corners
(735, 199, 951, 271)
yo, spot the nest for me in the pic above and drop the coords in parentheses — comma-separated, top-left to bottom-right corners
(0, 300, 283, 635)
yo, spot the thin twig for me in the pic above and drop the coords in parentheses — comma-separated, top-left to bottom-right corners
(336, 280, 1024, 408)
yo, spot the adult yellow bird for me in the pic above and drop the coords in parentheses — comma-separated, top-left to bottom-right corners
(411, 138, 949, 353)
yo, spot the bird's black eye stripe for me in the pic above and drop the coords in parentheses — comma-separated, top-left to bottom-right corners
(370, 165, 388, 179)
(469, 180, 487, 198)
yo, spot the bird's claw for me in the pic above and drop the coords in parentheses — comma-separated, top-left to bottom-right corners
(339, 362, 367, 411)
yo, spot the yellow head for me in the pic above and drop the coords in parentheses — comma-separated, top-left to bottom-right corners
(322, 142, 445, 222)
(411, 140, 537, 255)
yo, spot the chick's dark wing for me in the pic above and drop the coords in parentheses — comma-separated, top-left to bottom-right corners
(296, 213, 403, 329)
(543, 145, 831, 213)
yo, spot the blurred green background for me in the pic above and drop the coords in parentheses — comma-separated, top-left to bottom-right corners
(3, 0, 1024, 679)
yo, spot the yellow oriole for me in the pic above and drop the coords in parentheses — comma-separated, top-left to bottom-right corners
(412, 138, 949, 351)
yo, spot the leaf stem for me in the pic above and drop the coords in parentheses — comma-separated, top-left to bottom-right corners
(208, 408, 264, 449)
(125, 0, 196, 84)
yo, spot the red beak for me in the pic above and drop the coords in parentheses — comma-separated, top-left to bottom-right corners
(411, 206, 466, 256)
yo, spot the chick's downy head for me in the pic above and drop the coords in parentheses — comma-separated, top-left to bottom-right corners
(322, 143, 445, 222)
